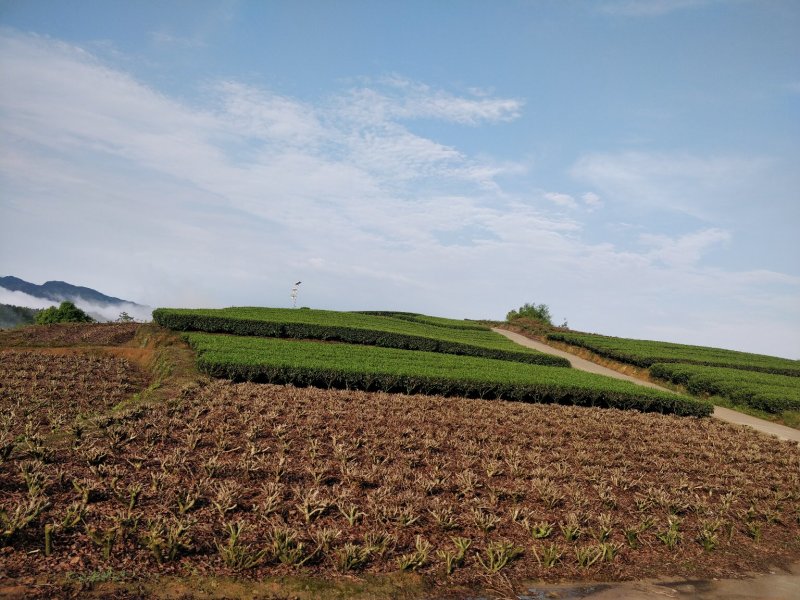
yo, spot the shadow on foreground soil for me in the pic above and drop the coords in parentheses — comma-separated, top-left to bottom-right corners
(516, 560, 800, 600)
(3, 564, 799, 600)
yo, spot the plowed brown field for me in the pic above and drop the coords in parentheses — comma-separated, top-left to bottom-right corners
(1, 324, 799, 599)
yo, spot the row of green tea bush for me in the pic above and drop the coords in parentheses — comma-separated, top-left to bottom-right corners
(650, 363, 800, 413)
(547, 332, 800, 376)
(187, 333, 712, 417)
(154, 308, 570, 368)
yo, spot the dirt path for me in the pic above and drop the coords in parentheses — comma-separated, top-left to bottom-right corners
(493, 328, 800, 444)
(518, 560, 800, 599)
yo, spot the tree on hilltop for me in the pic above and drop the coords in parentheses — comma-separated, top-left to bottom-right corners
(506, 302, 553, 326)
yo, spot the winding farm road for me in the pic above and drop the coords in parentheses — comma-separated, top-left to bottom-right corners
(494, 328, 800, 444)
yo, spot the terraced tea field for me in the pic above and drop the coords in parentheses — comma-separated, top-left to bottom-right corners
(544, 330, 800, 420)
(186, 333, 710, 416)
(153, 307, 569, 367)
(650, 363, 800, 413)
(157, 307, 714, 417)
(354, 311, 489, 330)
(1, 330, 799, 599)
(547, 331, 800, 376)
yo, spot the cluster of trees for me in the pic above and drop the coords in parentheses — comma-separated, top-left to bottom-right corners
(506, 302, 553, 325)
(2, 301, 137, 329)
(35, 301, 94, 324)
(506, 302, 568, 329)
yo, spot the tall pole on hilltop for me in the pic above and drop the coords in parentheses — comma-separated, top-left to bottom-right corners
(291, 281, 302, 308)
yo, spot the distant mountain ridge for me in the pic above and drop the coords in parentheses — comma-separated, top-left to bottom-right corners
(0, 276, 151, 327)
(0, 275, 138, 306)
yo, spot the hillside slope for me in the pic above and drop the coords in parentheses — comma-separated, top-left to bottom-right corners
(0, 303, 38, 329)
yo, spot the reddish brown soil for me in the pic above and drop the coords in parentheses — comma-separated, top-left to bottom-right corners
(0, 323, 140, 348)
(0, 346, 155, 369)
(1, 325, 799, 598)
(0, 350, 149, 438)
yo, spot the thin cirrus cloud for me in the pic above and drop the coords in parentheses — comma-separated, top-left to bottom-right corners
(215, 81, 324, 147)
(543, 192, 578, 210)
(569, 151, 769, 219)
(1, 28, 798, 357)
(0, 29, 520, 215)
(639, 228, 731, 267)
(0, 30, 552, 277)
(149, 29, 207, 48)
(581, 192, 603, 209)
(542, 192, 603, 211)
(340, 76, 524, 126)
(599, 0, 723, 17)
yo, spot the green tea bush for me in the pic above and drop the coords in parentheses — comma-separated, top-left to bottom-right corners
(186, 333, 712, 417)
(547, 332, 799, 377)
(153, 308, 570, 368)
(650, 363, 800, 413)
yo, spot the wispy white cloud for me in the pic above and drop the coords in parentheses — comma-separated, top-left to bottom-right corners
(384, 76, 524, 124)
(0, 288, 54, 310)
(149, 29, 207, 48)
(639, 227, 731, 267)
(599, 0, 723, 17)
(581, 192, 603, 209)
(570, 151, 768, 219)
(542, 191, 604, 212)
(543, 192, 578, 209)
(339, 76, 524, 126)
(148, 1, 235, 49)
(215, 81, 323, 148)
(0, 30, 539, 290)
(1, 29, 797, 358)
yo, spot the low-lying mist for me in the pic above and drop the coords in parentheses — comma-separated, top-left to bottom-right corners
(0, 287, 153, 322)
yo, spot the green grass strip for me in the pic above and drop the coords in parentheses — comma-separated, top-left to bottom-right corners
(354, 311, 490, 331)
(154, 307, 569, 368)
(547, 332, 800, 376)
(186, 333, 712, 417)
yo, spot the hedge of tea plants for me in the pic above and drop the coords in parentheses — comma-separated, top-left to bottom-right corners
(547, 332, 800, 376)
(649, 363, 800, 414)
(354, 311, 489, 331)
(186, 333, 713, 417)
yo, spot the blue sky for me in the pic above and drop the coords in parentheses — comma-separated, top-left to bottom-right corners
(1, 0, 798, 357)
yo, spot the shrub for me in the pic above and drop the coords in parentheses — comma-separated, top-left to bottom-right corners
(507, 302, 553, 325)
